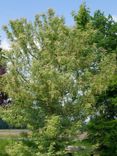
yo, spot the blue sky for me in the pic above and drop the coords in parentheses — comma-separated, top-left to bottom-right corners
(0, 0, 117, 45)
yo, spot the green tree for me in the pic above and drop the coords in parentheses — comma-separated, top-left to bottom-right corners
(73, 4, 117, 155)
(92, 10, 117, 51)
(1, 8, 116, 156)
(73, 2, 90, 29)
(88, 12, 117, 156)
(87, 75, 117, 156)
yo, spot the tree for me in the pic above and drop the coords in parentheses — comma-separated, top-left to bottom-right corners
(92, 10, 117, 51)
(87, 75, 117, 156)
(73, 2, 90, 29)
(74, 7, 117, 156)
(72, 4, 117, 155)
(87, 11, 117, 156)
(0, 45, 10, 128)
(1, 8, 116, 156)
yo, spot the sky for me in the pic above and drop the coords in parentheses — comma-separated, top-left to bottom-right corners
(0, 0, 117, 48)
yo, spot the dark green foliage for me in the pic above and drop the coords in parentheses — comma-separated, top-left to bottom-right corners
(92, 10, 117, 51)
(87, 119, 117, 156)
(74, 3, 117, 155)
(86, 75, 117, 156)
(95, 75, 117, 120)
(87, 12, 117, 156)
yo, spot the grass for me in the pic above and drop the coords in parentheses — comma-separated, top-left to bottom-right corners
(0, 139, 11, 156)
(0, 129, 29, 155)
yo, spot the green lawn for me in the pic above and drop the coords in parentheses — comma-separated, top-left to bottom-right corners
(0, 129, 29, 156)
(0, 139, 11, 156)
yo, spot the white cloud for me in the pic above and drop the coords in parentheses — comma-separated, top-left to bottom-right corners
(1, 39, 11, 50)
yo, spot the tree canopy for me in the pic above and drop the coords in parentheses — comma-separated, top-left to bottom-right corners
(0, 4, 117, 156)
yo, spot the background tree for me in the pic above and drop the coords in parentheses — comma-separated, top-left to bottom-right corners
(73, 4, 117, 156)
(92, 10, 117, 51)
(0, 44, 10, 129)
(0, 47, 7, 105)
(87, 75, 117, 156)
(73, 2, 90, 29)
(87, 10, 117, 156)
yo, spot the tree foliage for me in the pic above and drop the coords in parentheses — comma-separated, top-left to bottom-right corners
(78, 6, 117, 156)
(0, 5, 116, 156)
(87, 75, 117, 156)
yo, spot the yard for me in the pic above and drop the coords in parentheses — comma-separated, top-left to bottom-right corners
(0, 129, 29, 155)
